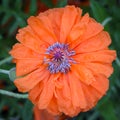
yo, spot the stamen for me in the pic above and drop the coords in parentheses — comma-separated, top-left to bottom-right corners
(44, 42, 76, 74)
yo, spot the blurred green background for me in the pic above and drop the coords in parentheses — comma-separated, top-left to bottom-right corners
(0, 0, 120, 120)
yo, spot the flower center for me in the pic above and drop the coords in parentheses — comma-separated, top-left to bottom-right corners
(44, 42, 76, 74)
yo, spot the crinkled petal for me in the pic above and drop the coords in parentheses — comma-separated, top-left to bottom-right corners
(60, 6, 82, 43)
(81, 83, 97, 109)
(73, 50, 116, 63)
(82, 17, 103, 40)
(15, 59, 43, 76)
(9, 43, 43, 59)
(55, 75, 72, 115)
(29, 82, 44, 104)
(81, 82, 102, 111)
(72, 64, 96, 85)
(68, 14, 103, 49)
(67, 71, 87, 109)
(75, 31, 111, 53)
(16, 26, 48, 54)
(68, 13, 89, 46)
(14, 66, 49, 92)
(84, 63, 113, 77)
(79, 75, 109, 111)
(38, 74, 60, 109)
(68, 22, 86, 46)
(28, 16, 57, 44)
(47, 95, 60, 115)
(91, 74, 109, 94)
(43, 8, 64, 40)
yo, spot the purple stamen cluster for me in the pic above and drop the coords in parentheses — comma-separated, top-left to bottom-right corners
(44, 42, 76, 74)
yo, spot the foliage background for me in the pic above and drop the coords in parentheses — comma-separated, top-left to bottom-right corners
(0, 0, 120, 120)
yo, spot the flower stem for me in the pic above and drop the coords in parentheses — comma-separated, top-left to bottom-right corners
(0, 56, 12, 66)
(0, 69, 9, 74)
(88, 111, 99, 120)
(116, 57, 120, 67)
(102, 17, 112, 26)
(0, 89, 28, 99)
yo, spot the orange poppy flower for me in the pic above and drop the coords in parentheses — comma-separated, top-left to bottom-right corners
(10, 6, 116, 117)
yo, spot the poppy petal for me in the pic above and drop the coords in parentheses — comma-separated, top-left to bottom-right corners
(38, 74, 60, 109)
(82, 17, 103, 40)
(68, 14, 103, 49)
(68, 22, 86, 46)
(91, 74, 109, 94)
(55, 74, 79, 116)
(84, 62, 113, 77)
(72, 64, 96, 85)
(67, 13, 89, 45)
(47, 96, 60, 115)
(16, 26, 48, 54)
(29, 82, 44, 104)
(75, 31, 111, 53)
(44, 8, 64, 40)
(14, 67, 49, 92)
(28, 16, 56, 44)
(15, 59, 43, 76)
(60, 6, 82, 43)
(81, 83, 102, 111)
(73, 50, 116, 63)
(9, 43, 43, 59)
(68, 71, 87, 109)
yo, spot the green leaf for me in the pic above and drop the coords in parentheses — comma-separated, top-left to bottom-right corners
(55, 0, 67, 7)
(1, 14, 11, 25)
(8, 21, 18, 35)
(9, 67, 16, 82)
(90, 0, 108, 22)
(0, 34, 2, 40)
(41, 0, 54, 8)
(22, 100, 33, 120)
(2, 0, 9, 8)
(14, 0, 22, 10)
(29, 0, 37, 15)
(0, 100, 6, 112)
(97, 97, 117, 120)
(13, 12, 27, 27)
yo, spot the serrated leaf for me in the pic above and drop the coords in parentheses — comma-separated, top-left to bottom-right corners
(9, 67, 16, 82)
